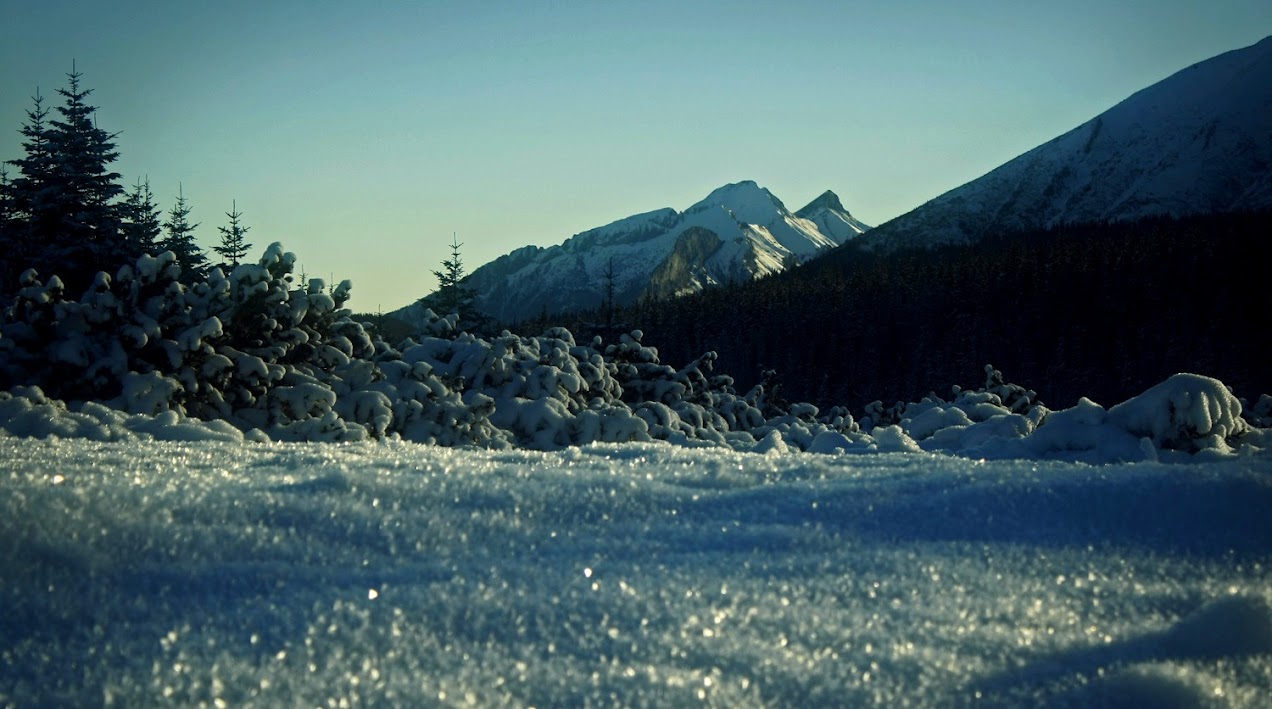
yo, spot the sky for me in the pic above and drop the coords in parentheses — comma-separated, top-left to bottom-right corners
(2, 1, 1269, 313)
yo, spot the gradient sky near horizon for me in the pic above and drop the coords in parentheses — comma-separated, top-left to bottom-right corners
(3, 1, 1269, 312)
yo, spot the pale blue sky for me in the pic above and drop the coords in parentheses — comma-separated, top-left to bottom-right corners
(3, 1, 1269, 312)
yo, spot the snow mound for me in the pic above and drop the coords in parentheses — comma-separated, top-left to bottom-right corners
(0, 386, 244, 443)
(1159, 594, 1272, 660)
(1108, 373, 1249, 453)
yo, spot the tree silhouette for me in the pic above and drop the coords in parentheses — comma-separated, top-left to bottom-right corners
(120, 176, 162, 257)
(601, 256, 618, 330)
(2, 67, 126, 291)
(418, 233, 482, 332)
(42, 65, 125, 276)
(160, 182, 208, 282)
(213, 200, 252, 268)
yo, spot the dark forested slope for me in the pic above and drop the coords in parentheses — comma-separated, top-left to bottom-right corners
(598, 210, 1271, 411)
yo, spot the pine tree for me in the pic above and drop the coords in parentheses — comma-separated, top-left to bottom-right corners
(0, 165, 13, 254)
(0, 167, 11, 226)
(418, 233, 481, 331)
(160, 182, 208, 282)
(3, 88, 53, 290)
(120, 176, 162, 258)
(601, 256, 618, 330)
(0, 167, 15, 285)
(41, 65, 125, 276)
(4, 68, 126, 290)
(213, 200, 252, 268)
(6, 88, 51, 217)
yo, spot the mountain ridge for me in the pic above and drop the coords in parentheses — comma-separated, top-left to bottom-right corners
(857, 35, 1272, 250)
(397, 180, 869, 325)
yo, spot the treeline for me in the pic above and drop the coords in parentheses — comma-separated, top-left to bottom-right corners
(554, 210, 1271, 411)
(0, 68, 250, 297)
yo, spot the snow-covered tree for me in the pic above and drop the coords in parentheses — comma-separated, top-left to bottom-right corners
(160, 182, 207, 282)
(213, 200, 252, 267)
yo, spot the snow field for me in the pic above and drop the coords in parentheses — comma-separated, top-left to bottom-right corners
(2, 438, 1269, 706)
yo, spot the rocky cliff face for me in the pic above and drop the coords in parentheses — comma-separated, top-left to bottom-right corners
(645, 227, 727, 301)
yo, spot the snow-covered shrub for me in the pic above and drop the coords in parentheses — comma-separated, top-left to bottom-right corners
(743, 369, 791, 419)
(860, 399, 906, 431)
(1, 244, 462, 443)
(1241, 394, 1272, 428)
(2, 247, 1267, 460)
(1106, 373, 1249, 453)
(980, 365, 1043, 415)
(866, 366, 1049, 456)
(1018, 397, 1145, 462)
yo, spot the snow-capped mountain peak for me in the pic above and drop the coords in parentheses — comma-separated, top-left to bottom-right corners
(687, 180, 789, 221)
(398, 182, 871, 325)
(796, 190, 848, 216)
(792, 189, 871, 245)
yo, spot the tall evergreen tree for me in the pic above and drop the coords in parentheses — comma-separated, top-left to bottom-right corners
(0, 167, 11, 225)
(4, 68, 126, 290)
(41, 65, 125, 276)
(0, 166, 17, 295)
(418, 234, 481, 331)
(2, 88, 53, 291)
(160, 182, 207, 282)
(213, 200, 252, 268)
(601, 256, 618, 330)
(0, 166, 14, 268)
(120, 176, 162, 258)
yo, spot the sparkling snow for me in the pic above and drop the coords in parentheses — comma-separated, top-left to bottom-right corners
(2, 434, 1269, 706)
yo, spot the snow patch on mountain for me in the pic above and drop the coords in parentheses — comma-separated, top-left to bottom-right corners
(797, 189, 872, 242)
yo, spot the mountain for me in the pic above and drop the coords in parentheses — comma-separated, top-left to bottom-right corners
(400, 181, 869, 325)
(860, 36, 1272, 250)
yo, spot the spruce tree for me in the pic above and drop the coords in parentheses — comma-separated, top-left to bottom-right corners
(418, 234, 481, 331)
(4, 68, 126, 290)
(213, 200, 252, 268)
(160, 182, 207, 282)
(42, 65, 125, 278)
(120, 176, 162, 258)
(3, 88, 53, 290)
(0, 167, 15, 290)
(601, 256, 618, 330)
(0, 167, 11, 229)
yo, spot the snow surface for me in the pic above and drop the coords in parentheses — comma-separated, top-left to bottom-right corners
(3, 248, 1270, 706)
(3, 430, 1270, 706)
